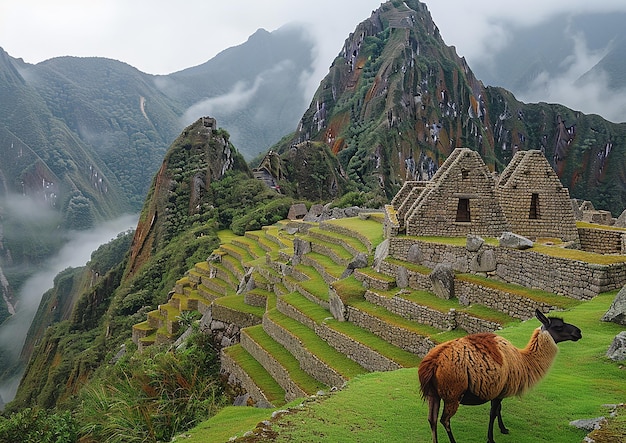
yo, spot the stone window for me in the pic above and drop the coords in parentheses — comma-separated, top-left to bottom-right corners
(456, 198, 471, 222)
(529, 193, 540, 219)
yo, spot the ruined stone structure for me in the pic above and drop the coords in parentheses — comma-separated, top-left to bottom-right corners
(384, 148, 580, 244)
(496, 150, 579, 242)
(386, 148, 510, 238)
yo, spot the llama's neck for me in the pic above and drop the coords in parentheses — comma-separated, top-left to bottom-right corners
(518, 328, 559, 391)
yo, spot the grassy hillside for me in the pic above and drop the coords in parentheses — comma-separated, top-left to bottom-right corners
(186, 291, 625, 442)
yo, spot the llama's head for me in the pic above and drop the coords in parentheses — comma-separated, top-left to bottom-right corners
(535, 309, 582, 343)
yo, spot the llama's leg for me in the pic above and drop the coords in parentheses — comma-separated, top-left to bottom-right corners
(427, 395, 440, 443)
(492, 398, 509, 434)
(440, 400, 459, 443)
(487, 399, 509, 443)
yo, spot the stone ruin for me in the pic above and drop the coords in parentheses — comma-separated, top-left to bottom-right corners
(384, 147, 580, 244)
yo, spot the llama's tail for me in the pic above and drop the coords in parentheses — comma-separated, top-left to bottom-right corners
(418, 353, 440, 399)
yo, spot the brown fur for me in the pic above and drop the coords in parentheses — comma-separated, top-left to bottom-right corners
(419, 310, 581, 443)
(419, 329, 558, 404)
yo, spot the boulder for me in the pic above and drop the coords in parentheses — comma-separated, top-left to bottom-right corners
(429, 263, 455, 300)
(301, 203, 325, 222)
(373, 239, 389, 271)
(396, 266, 409, 288)
(466, 234, 484, 252)
(407, 243, 423, 264)
(499, 232, 533, 250)
(601, 286, 626, 325)
(569, 417, 606, 432)
(347, 253, 369, 270)
(328, 288, 347, 321)
(606, 331, 626, 361)
(292, 237, 312, 266)
(470, 249, 496, 273)
(287, 203, 308, 220)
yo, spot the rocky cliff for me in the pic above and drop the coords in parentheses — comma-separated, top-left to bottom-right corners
(273, 0, 626, 215)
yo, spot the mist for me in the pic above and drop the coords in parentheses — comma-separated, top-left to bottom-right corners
(181, 59, 306, 126)
(518, 32, 626, 123)
(0, 213, 138, 403)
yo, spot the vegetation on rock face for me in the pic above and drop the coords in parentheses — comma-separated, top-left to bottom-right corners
(4, 118, 298, 429)
(77, 331, 224, 443)
(265, 0, 626, 215)
(4, 1, 626, 442)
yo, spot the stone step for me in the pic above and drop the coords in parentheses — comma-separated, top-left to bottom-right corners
(231, 236, 266, 260)
(262, 308, 367, 389)
(220, 343, 284, 408)
(199, 274, 234, 297)
(219, 243, 255, 265)
(240, 325, 327, 402)
(319, 219, 375, 253)
(307, 226, 367, 256)
(292, 264, 330, 309)
(245, 231, 279, 253)
(301, 252, 343, 284)
(363, 289, 506, 334)
(218, 254, 245, 284)
(244, 288, 271, 308)
(298, 233, 354, 266)
(277, 291, 421, 371)
(354, 267, 397, 291)
(211, 294, 264, 329)
(262, 225, 293, 249)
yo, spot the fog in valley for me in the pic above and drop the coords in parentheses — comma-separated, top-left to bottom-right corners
(0, 214, 138, 404)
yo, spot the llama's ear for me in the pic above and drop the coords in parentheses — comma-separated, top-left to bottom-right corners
(535, 309, 550, 326)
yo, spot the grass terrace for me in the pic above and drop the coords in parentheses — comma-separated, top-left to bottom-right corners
(186, 291, 625, 443)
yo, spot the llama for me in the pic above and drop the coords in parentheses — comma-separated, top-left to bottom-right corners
(418, 309, 581, 443)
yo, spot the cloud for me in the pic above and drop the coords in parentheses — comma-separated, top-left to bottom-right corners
(181, 59, 298, 125)
(0, 213, 137, 402)
(514, 30, 626, 123)
(428, 0, 626, 66)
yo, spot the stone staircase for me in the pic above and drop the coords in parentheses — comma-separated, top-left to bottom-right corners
(132, 215, 589, 408)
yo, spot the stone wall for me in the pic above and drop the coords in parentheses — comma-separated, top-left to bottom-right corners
(276, 297, 400, 371)
(455, 278, 557, 320)
(378, 260, 431, 290)
(240, 330, 308, 402)
(262, 315, 347, 388)
(578, 227, 626, 255)
(319, 221, 373, 253)
(363, 290, 500, 334)
(345, 305, 436, 356)
(496, 150, 579, 243)
(220, 349, 274, 408)
(388, 237, 626, 299)
(211, 303, 262, 329)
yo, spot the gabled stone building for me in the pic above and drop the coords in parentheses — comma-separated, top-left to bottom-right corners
(496, 150, 579, 243)
(384, 147, 579, 243)
(385, 148, 510, 238)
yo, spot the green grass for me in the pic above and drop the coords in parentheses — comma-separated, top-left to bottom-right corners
(457, 273, 582, 310)
(213, 295, 265, 317)
(324, 217, 385, 247)
(266, 309, 368, 379)
(577, 221, 626, 232)
(306, 251, 345, 279)
(185, 291, 624, 442)
(331, 275, 367, 303)
(222, 344, 285, 405)
(303, 234, 354, 262)
(282, 291, 421, 367)
(527, 243, 626, 264)
(244, 325, 327, 395)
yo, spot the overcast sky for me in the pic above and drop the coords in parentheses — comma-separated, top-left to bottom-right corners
(2, 0, 626, 120)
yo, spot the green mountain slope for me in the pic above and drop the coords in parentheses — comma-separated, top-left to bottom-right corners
(267, 0, 626, 215)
